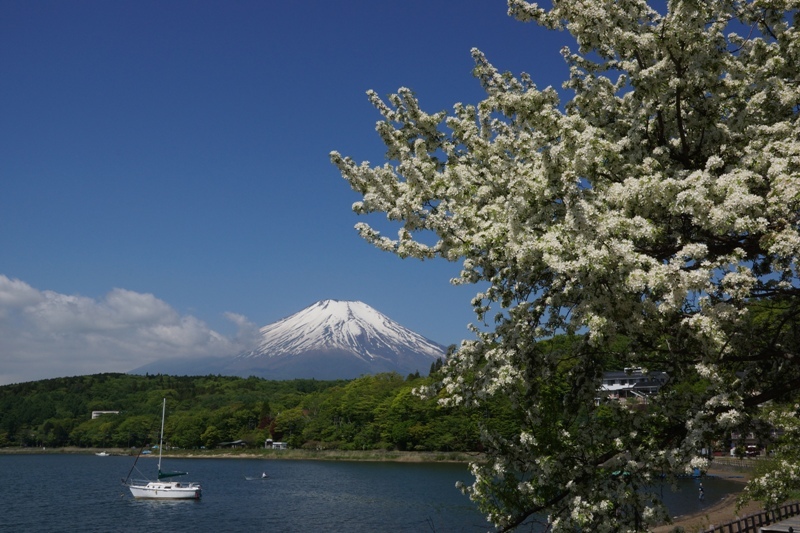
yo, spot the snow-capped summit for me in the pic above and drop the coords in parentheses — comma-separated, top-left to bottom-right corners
(241, 299, 445, 361)
(130, 300, 448, 380)
(226, 300, 447, 379)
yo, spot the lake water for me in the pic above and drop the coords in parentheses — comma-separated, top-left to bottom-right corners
(0, 454, 741, 532)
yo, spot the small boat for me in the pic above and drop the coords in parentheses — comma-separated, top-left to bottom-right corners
(123, 399, 202, 500)
(95, 451, 110, 457)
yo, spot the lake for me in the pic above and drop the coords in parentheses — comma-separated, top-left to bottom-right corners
(0, 454, 741, 532)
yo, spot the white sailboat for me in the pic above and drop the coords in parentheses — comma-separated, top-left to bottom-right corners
(123, 398, 202, 500)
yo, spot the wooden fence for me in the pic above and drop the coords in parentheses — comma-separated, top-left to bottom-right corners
(699, 501, 800, 533)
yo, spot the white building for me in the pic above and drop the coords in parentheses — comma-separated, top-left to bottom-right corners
(600, 368, 668, 401)
(91, 410, 120, 419)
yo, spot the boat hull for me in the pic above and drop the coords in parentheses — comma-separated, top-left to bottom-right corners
(128, 481, 202, 500)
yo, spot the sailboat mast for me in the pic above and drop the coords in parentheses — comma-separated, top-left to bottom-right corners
(158, 398, 165, 472)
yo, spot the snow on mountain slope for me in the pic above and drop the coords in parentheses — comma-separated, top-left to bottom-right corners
(129, 300, 448, 380)
(240, 299, 445, 362)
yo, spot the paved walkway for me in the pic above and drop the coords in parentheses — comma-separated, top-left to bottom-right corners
(760, 515, 800, 532)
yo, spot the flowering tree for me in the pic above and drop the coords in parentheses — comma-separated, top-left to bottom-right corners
(332, 1, 800, 531)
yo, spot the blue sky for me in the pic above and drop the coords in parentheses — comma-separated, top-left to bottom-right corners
(0, 0, 572, 385)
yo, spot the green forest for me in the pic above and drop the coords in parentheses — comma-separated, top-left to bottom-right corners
(0, 366, 517, 453)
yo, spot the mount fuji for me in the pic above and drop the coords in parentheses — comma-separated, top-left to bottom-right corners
(131, 300, 448, 380)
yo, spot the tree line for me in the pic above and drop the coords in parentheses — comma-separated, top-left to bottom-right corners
(0, 366, 516, 452)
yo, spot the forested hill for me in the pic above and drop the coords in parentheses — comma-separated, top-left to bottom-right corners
(0, 370, 514, 452)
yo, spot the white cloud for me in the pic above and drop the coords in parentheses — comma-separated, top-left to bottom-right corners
(223, 311, 261, 347)
(0, 275, 44, 314)
(0, 275, 251, 385)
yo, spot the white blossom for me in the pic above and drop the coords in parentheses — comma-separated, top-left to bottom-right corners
(333, 0, 800, 530)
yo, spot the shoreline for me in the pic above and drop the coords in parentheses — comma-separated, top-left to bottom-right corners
(0, 446, 479, 463)
(653, 463, 760, 533)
